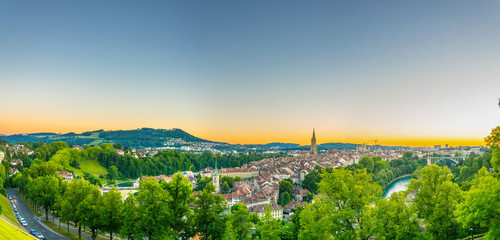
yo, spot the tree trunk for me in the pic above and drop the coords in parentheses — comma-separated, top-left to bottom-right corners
(67, 221, 69, 234)
(110, 231, 113, 240)
(45, 207, 49, 220)
(78, 225, 81, 239)
(91, 228, 96, 240)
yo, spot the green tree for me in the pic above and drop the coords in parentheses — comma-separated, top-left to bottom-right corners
(407, 165, 462, 239)
(62, 179, 96, 239)
(77, 185, 103, 240)
(121, 194, 139, 240)
(193, 183, 228, 240)
(317, 168, 382, 239)
(456, 167, 500, 239)
(222, 181, 230, 193)
(107, 165, 119, 181)
(228, 203, 252, 240)
(258, 204, 281, 240)
(162, 172, 194, 240)
(369, 191, 422, 239)
(359, 156, 374, 173)
(223, 220, 238, 240)
(33, 175, 60, 220)
(136, 177, 170, 239)
(298, 197, 333, 240)
(279, 180, 294, 205)
(485, 126, 500, 170)
(101, 187, 123, 240)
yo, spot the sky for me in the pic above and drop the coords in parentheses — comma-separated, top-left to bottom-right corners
(0, 1, 499, 146)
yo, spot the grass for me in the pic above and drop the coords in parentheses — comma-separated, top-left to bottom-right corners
(68, 160, 108, 177)
(0, 217, 37, 240)
(42, 220, 109, 240)
(0, 193, 19, 226)
(41, 219, 80, 240)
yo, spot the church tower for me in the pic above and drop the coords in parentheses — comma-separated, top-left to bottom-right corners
(213, 159, 220, 193)
(311, 129, 318, 155)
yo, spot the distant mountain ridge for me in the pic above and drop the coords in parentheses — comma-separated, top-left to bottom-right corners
(0, 128, 211, 148)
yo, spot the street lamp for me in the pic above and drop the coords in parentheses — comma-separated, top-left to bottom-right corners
(470, 228, 473, 240)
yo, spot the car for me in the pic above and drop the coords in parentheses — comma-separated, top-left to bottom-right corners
(13, 207, 18, 212)
(19, 217, 24, 222)
(36, 233, 44, 239)
(21, 220, 27, 226)
(12, 204, 16, 208)
(31, 229, 37, 235)
(8, 195, 11, 200)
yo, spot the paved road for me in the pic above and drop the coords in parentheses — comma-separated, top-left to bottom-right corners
(6, 189, 67, 240)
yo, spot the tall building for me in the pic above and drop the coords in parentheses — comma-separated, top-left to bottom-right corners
(311, 129, 318, 155)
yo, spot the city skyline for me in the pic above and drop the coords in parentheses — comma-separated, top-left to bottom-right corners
(1, 1, 499, 147)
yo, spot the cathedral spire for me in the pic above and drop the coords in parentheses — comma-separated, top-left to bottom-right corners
(311, 128, 318, 155)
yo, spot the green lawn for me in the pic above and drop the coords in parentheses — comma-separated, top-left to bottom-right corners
(69, 160, 108, 177)
(0, 193, 19, 226)
(0, 217, 36, 240)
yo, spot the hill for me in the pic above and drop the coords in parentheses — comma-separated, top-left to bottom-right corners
(1, 128, 211, 149)
(68, 160, 109, 177)
(0, 194, 35, 240)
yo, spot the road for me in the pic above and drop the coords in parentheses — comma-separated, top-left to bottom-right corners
(6, 189, 67, 240)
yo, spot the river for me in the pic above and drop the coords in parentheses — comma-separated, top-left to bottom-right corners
(383, 175, 412, 198)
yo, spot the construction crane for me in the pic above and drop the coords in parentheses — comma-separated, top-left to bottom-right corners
(371, 140, 378, 151)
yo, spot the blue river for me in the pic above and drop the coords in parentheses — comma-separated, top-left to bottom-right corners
(383, 175, 412, 198)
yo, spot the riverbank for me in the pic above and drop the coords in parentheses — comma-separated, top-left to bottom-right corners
(382, 174, 413, 198)
(384, 174, 412, 190)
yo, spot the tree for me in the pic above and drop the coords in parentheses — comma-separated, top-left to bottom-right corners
(136, 177, 170, 239)
(222, 181, 230, 193)
(407, 165, 462, 239)
(33, 175, 60, 220)
(107, 165, 119, 181)
(258, 204, 281, 240)
(317, 168, 382, 239)
(121, 194, 138, 240)
(228, 203, 252, 240)
(456, 167, 500, 239)
(162, 172, 194, 240)
(77, 184, 103, 240)
(485, 126, 500, 171)
(279, 192, 291, 206)
(101, 187, 123, 240)
(359, 156, 374, 173)
(223, 219, 238, 240)
(298, 197, 333, 240)
(279, 180, 294, 205)
(369, 192, 422, 239)
(193, 183, 228, 240)
(62, 179, 96, 239)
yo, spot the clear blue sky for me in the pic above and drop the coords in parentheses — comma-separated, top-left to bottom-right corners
(1, 1, 499, 146)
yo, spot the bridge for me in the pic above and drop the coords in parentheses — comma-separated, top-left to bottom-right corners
(426, 155, 465, 166)
(100, 186, 138, 200)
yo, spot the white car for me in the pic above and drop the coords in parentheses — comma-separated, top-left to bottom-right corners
(20, 220, 27, 226)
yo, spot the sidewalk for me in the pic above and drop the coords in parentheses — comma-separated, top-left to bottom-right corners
(30, 201, 115, 240)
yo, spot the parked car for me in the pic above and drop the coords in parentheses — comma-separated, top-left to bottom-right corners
(21, 220, 27, 226)
(13, 207, 18, 212)
(36, 233, 44, 239)
(31, 229, 37, 235)
(8, 195, 11, 200)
